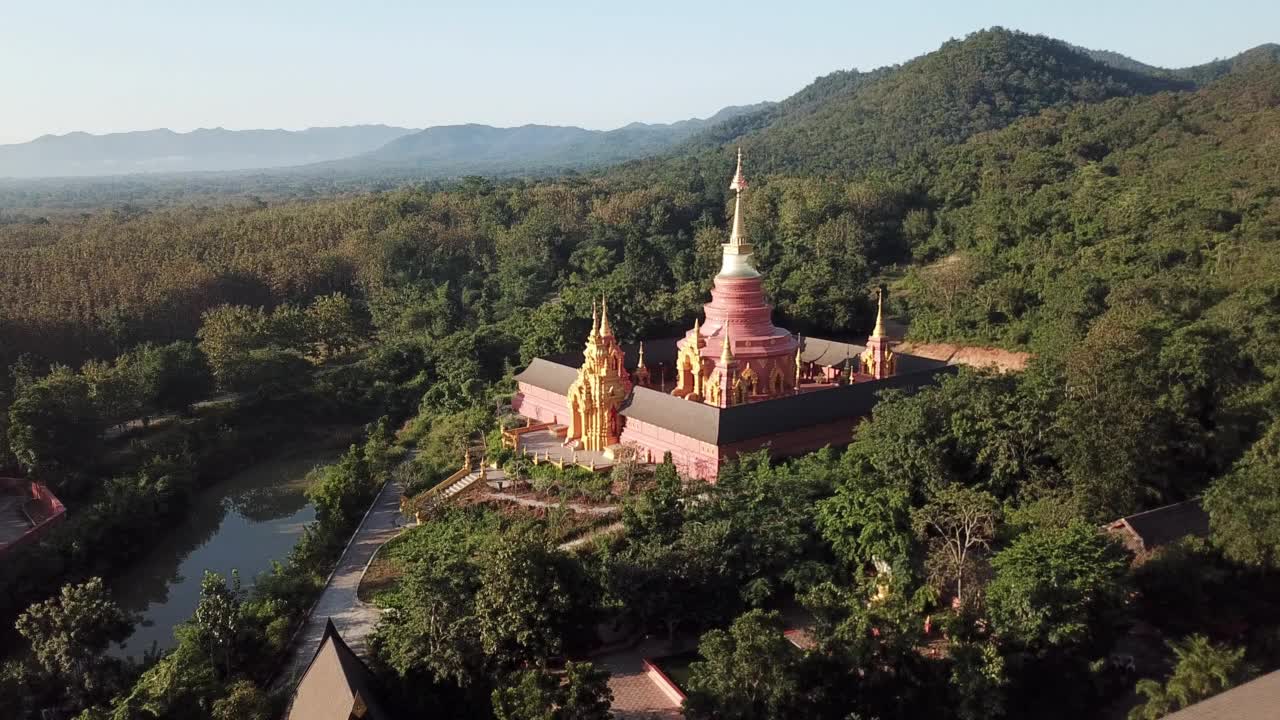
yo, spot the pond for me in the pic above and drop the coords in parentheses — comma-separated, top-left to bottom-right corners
(110, 444, 344, 660)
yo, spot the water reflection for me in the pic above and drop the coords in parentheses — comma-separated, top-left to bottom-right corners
(111, 446, 341, 659)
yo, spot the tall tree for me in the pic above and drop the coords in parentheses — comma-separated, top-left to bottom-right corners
(683, 610, 803, 720)
(1205, 419, 1280, 569)
(14, 578, 133, 711)
(912, 485, 999, 606)
(986, 523, 1128, 652)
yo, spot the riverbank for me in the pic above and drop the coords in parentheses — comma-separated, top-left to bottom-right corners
(111, 440, 350, 659)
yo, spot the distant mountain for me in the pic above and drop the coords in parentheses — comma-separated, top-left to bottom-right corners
(319, 104, 772, 177)
(669, 28, 1194, 178)
(0, 125, 417, 178)
(1074, 43, 1280, 86)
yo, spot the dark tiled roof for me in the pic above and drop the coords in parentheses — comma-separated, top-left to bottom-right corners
(513, 358, 579, 396)
(798, 337, 947, 374)
(287, 619, 393, 720)
(800, 337, 863, 367)
(617, 365, 953, 445)
(1114, 499, 1210, 552)
(620, 386, 721, 443)
(520, 337, 952, 446)
(1163, 669, 1280, 720)
(713, 366, 953, 444)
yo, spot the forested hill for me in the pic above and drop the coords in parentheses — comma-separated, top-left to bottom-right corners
(0, 106, 768, 209)
(1077, 42, 1280, 86)
(323, 104, 771, 176)
(0, 125, 417, 179)
(673, 28, 1195, 177)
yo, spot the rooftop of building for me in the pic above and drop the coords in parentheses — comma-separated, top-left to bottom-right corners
(1105, 498, 1210, 555)
(1161, 669, 1280, 720)
(515, 339, 951, 445)
(286, 618, 393, 720)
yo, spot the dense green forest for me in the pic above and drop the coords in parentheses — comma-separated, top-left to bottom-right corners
(2, 26, 1280, 720)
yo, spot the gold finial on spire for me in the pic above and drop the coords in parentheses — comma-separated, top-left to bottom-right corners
(600, 295, 613, 337)
(692, 317, 704, 347)
(871, 287, 886, 339)
(720, 331, 734, 365)
(720, 148, 758, 280)
(730, 147, 747, 192)
(637, 341, 646, 369)
(727, 148, 747, 250)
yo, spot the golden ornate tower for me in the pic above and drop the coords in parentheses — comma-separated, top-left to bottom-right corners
(634, 341, 651, 387)
(567, 298, 633, 451)
(860, 288, 896, 380)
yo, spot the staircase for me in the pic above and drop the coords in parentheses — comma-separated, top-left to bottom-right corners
(440, 470, 484, 499)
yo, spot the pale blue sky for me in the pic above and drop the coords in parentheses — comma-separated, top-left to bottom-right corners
(1, 0, 1276, 144)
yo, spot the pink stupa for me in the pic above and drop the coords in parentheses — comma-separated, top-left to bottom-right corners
(672, 149, 799, 406)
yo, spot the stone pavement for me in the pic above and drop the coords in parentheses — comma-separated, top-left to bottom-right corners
(598, 637, 685, 719)
(0, 495, 32, 546)
(519, 429, 615, 472)
(276, 478, 406, 686)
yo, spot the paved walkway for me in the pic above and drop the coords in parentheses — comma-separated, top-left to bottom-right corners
(598, 637, 685, 719)
(478, 491, 620, 516)
(0, 496, 32, 546)
(519, 429, 615, 472)
(277, 478, 406, 685)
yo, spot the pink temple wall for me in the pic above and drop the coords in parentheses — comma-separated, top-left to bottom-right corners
(511, 382, 571, 426)
(617, 416, 722, 482)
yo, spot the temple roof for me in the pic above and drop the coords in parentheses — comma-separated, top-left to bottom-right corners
(617, 364, 952, 444)
(516, 339, 951, 445)
(1162, 669, 1280, 720)
(286, 619, 393, 720)
(1106, 498, 1210, 554)
(514, 357, 580, 396)
(799, 337, 945, 375)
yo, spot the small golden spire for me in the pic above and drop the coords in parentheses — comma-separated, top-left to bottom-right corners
(590, 299, 600, 339)
(692, 317, 703, 347)
(730, 147, 747, 192)
(637, 341, 646, 369)
(720, 331, 734, 365)
(871, 287, 886, 339)
(728, 148, 748, 249)
(600, 295, 613, 337)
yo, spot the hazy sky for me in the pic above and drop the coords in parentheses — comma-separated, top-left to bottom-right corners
(2, 0, 1277, 145)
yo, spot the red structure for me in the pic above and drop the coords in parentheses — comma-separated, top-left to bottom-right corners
(0, 477, 66, 557)
(512, 151, 951, 481)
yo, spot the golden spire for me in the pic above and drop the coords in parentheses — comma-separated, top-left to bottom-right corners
(871, 287, 886, 340)
(720, 331, 734, 365)
(692, 317, 703, 346)
(728, 148, 748, 250)
(590, 299, 600, 339)
(600, 295, 614, 337)
(730, 147, 747, 192)
(637, 341, 646, 369)
(719, 148, 759, 278)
